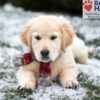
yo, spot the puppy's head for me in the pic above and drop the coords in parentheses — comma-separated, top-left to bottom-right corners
(21, 16, 74, 63)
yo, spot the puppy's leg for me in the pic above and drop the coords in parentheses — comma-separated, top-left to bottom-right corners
(16, 68, 36, 89)
(59, 67, 79, 88)
(58, 49, 79, 88)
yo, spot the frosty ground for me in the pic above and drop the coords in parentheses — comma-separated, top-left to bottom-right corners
(0, 4, 100, 100)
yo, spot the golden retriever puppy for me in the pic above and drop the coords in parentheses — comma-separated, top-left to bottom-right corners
(16, 16, 88, 89)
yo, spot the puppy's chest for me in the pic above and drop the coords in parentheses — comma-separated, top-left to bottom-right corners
(24, 61, 62, 77)
(51, 62, 65, 77)
(23, 61, 39, 73)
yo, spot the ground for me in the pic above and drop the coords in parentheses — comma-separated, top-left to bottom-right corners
(0, 4, 100, 100)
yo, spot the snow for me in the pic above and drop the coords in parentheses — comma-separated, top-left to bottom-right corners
(29, 86, 86, 100)
(78, 59, 100, 85)
(0, 4, 100, 100)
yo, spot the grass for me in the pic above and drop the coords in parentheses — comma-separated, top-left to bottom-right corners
(78, 73, 100, 100)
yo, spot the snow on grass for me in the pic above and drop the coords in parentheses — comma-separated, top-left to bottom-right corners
(0, 4, 100, 100)
(78, 59, 100, 86)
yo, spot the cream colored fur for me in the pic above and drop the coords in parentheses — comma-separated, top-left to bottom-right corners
(16, 16, 88, 89)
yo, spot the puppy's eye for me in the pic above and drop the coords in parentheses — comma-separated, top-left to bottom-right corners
(35, 36, 41, 40)
(50, 35, 57, 40)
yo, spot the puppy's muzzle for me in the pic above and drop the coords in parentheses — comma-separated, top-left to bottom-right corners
(41, 49, 49, 59)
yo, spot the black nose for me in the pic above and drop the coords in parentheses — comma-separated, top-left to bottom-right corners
(41, 49, 49, 58)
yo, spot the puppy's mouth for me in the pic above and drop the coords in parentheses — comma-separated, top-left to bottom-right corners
(41, 59, 50, 63)
(41, 56, 51, 63)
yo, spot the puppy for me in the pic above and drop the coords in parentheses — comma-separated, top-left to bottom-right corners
(16, 16, 88, 89)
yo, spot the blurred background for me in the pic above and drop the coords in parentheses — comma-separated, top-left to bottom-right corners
(0, 0, 81, 14)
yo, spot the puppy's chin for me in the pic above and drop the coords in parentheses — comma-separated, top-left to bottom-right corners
(35, 56, 50, 63)
(41, 59, 50, 63)
(38, 55, 59, 63)
(42, 58, 57, 63)
(36, 56, 57, 63)
(37, 58, 51, 63)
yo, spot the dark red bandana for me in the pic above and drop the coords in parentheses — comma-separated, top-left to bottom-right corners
(23, 53, 35, 65)
(22, 53, 51, 76)
(40, 62, 51, 76)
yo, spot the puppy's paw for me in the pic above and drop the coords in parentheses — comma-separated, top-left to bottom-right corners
(60, 78, 79, 89)
(18, 78, 36, 90)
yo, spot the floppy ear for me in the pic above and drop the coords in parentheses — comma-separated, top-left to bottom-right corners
(20, 24, 32, 51)
(60, 20, 75, 52)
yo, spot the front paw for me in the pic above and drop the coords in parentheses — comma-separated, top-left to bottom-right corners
(60, 78, 79, 89)
(18, 78, 36, 90)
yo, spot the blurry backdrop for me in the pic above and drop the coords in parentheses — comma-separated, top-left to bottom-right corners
(0, 0, 81, 14)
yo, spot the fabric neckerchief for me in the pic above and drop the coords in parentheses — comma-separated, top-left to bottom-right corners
(14, 53, 51, 76)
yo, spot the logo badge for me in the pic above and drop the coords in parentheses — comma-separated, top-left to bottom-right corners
(83, 0, 100, 19)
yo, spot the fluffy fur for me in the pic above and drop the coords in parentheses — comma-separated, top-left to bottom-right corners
(16, 16, 88, 89)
